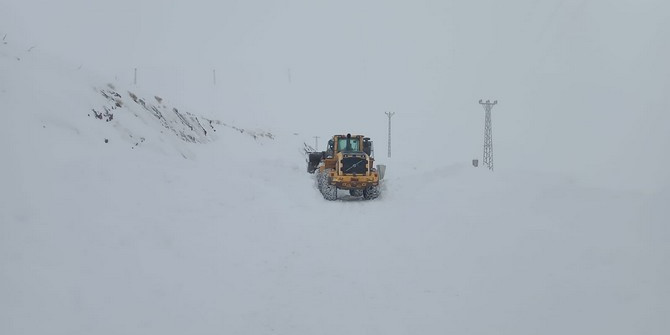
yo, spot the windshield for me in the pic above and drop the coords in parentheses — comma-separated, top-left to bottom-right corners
(337, 138, 360, 152)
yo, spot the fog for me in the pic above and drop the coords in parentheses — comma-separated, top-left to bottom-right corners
(3, 2, 670, 334)
(3, 0, 669, 188)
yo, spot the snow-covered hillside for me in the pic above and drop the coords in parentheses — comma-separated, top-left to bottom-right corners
(2, 1, 670, 334)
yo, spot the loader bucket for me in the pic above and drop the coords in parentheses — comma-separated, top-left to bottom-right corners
(307, 152, 324, 174)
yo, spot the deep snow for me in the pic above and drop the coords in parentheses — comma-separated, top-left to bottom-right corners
(2, 2, 670, 334)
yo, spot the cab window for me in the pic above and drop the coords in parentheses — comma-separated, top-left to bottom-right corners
(337, 138, 360, 152)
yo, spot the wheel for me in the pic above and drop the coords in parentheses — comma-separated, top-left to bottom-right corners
(321, 183, 338, 200)
(362, 185, 380, 200)
(318, 169, 337, 201)
(349, 189, 364, 197)
(316, 170, 327, 188)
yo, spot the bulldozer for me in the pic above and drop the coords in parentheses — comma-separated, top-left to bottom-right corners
(307, 134, 382, 200)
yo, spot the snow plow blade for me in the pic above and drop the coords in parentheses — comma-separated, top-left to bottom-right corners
(307, 151, 324, 174)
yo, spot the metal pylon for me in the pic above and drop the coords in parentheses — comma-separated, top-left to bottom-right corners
(479, 99, 497, 171)
(385, 111, 395, 158)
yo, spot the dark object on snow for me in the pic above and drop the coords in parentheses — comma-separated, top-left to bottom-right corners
(307, 151, 325, 174)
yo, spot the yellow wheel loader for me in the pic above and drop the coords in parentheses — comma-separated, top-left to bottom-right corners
(307, 134, 382, 200)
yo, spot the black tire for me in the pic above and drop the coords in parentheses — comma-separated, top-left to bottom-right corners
(316, 170, 327, 188)
(321, 183, 338, 201)
(363, 185, 380, 200)
(318, 169, 337, 201)
(349, 189, 364, 197)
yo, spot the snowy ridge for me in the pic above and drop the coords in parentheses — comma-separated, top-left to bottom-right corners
(92, 84, 275, 154)
(207, 118, 275, 141)
(94, 85, 214, 146)
(1, 37, 273, 160)
(92, 83, 275, 155)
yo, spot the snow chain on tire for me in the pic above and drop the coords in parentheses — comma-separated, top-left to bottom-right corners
(363, 185, 380, 200)
(317, 169, 338, 201)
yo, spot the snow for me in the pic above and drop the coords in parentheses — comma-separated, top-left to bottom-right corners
(2, 1, 670, 334)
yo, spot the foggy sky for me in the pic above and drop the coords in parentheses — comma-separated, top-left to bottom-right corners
(2, 0, 669, 190)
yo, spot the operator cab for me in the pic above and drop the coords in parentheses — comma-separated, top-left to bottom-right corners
(329, 134, 373, 156)
(337, 135, 360, 152)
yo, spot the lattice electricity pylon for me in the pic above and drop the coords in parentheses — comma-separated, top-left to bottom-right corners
(385, 111, 395, 158)
(478, 99, 498, 171)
